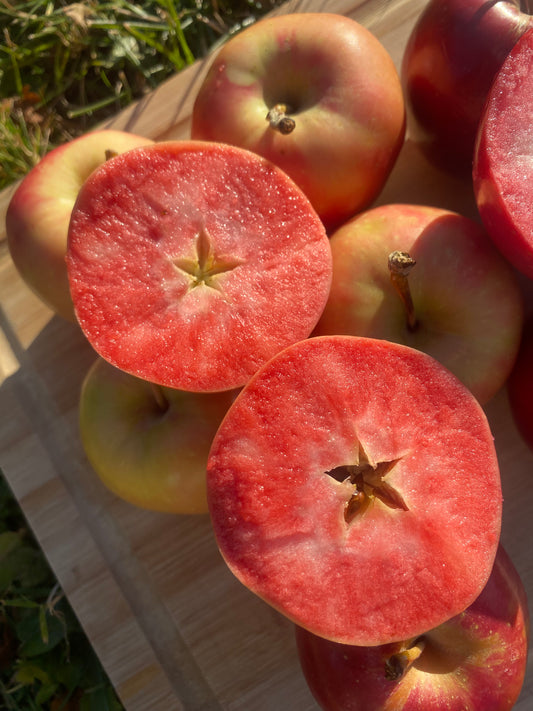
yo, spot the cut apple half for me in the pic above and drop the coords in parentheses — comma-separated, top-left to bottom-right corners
(206, 335, 502, 646)
(66, 140, 332, 392)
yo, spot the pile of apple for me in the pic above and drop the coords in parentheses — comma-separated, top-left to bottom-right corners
(5, 6, 532, 710)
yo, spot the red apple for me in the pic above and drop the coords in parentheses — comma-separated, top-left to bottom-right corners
(295, 544, 529, 711)
(191, 13, 405, 230)
(507, 316, 533, 452)
(473, 26, 533, 279)
(66, 140, 332, 393)
(6, 129, 154, 321)
(402, 0, 532, 175)
(79, 357, 238, 514)
(312, 203, 524, 404)
(206, 335, 502, 646)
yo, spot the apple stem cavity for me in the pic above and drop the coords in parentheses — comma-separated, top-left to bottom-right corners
(384, 638, 426, 681)
(388, 250, 418, 332)
(266, 104, 296, 135)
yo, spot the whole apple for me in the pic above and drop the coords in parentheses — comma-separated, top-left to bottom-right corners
(402, 0, 532, 175)
(312, 203, 524, 404)
(191, 13, 405, 230)
(207, 335, 502, 647)
(507, 316, 533, 452)
(473, 27, 533, 280)
(66, 140, 332, 392)
(79, 357, 239, 514)
(6, 129, 154, 321)
(296, 544, 529, 711)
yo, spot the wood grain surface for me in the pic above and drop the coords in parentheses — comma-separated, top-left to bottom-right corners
(1, 1, 532, 709)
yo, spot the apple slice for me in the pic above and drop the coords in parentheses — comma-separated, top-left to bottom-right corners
(295, 545, 529, 711)
(66, 140, 332, 392)
(473, 26, 533, 279)
(206, 335, 502, 646)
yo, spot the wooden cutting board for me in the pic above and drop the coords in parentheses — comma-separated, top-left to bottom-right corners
(1, 1, 532, 709)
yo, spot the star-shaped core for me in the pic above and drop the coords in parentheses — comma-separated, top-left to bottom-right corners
(326, 442, 407, 523)
(172, 227, 242, 293)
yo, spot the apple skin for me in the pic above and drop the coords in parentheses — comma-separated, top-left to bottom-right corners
(191, 13, 405, 231)
(473, 27, 533, 280)
(312, 203, 524, 404)
(207, 335, 502, 647)
(507, 316, 533, 452)
(79, 357, 239, 514)
(402, 0, 532, 175)
(296, 544, 530, 711)
(6, 129, 154, 321)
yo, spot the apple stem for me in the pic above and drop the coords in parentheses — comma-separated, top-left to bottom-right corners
(150, 382, 169, 413)
(384, 638, 426, 681)
(105, 149, 119, 160)
(266, 104, 296, 134)
(388, 251, 418, 332)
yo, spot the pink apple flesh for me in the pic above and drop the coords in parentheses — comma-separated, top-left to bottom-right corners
(66, 140, 332, 392)
(206, 335, 502, 646)
(473, 27, 533, 279)
(312, 203, 524, 404)
(295, 545, 530, 711)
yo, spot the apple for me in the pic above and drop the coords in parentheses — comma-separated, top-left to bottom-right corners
(473, 27, 533, 280)
(311, 203, 524, 404)
(507, 316, 533, 452)
(191, 13, 405, 231)
(206, 335, 502, 647)
(402, 0, 533, 175)
(6, 129, 154, 321)
(295, 544, 530, 711)
(79, 356, 239, 514)
(66, 140, 332, 393)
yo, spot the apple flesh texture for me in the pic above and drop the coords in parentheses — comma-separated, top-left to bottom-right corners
(206, 335, 502, 647)
(312, 203, 524, 404)
(191, 13, 405, 231)
(402, 0, 532, 176)
(79, 357, 238, 514)
(66, 140, 332, 393)
(507, 316, 533, 452)
(295, 545, 530, 711)
(473, 27, 533, 280)
(6, 129, 154, 321)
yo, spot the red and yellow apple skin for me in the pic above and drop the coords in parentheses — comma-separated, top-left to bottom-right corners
(6, 129, 154, 321)
(402, 0, 532, 175)
(191, 13, 405, 231)
(507, 317, 533, 452)
(312, 203, 524, 404)
(66, 140, 332, 393)
(79, 357, 239, 514)
(207, 335, 502, 647)
(296, 545, 530, 711)
(473, 27, 533, 280)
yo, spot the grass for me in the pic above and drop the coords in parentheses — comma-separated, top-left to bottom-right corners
(0, 1, 286, 707)
(0, 0, 286, 191)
